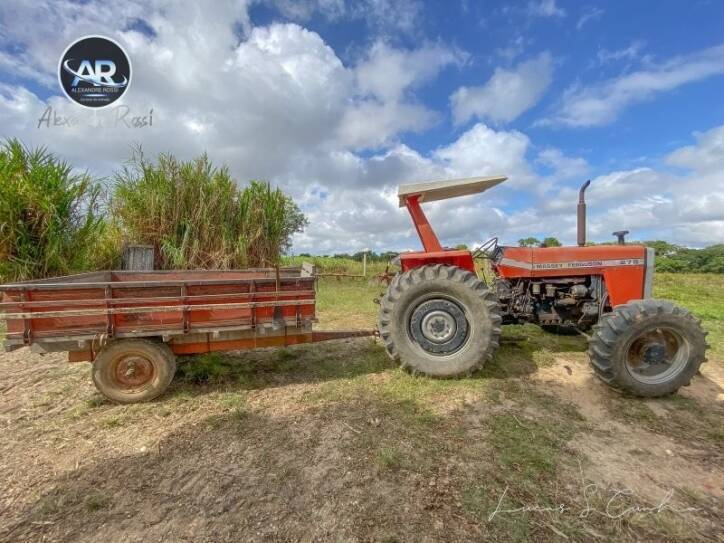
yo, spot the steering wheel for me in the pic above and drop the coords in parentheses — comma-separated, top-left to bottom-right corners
(472, 237, 498, 259)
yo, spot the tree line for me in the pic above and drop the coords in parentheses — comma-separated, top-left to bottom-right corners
(306, 238, 723, 274)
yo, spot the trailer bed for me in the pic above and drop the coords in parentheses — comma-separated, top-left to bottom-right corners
(0, 267, 368, 362)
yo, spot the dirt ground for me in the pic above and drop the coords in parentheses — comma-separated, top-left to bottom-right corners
(0, 309, 722, 541)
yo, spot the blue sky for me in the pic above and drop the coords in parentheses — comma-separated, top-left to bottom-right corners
(1, 0, 723, 252)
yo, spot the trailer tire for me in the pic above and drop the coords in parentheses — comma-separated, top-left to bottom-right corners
(378, 265, 501, 377)
(92, 339, 177, 403)
(588, 299, 707, 397)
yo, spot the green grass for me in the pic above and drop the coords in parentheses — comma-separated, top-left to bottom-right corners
(84, 493, 110, 512)
(314, 277, 386, 329)
(283, 255, 389, 276)
(311, 272, 722, 358)
(654, 272, 724, 357)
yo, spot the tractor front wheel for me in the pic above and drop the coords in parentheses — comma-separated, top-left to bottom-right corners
(378, 265, 501, 377)
(587, 299, 707, 397)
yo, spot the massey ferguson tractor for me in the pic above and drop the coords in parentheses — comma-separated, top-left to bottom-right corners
(378, 176, 708, 397)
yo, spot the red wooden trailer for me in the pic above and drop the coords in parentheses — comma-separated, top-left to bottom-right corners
(0, 266, 373, 403)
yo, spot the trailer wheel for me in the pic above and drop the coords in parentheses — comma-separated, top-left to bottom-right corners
(588, 299, 707, 397)
(378, 265, 501, 377)
(92, 339, 177, 403)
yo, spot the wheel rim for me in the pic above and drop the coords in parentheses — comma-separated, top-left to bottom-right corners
(624, 326, 690, 385)
(408, 297, 469, 355)
(111, 352, 156, 392)
(421, 310, 457, 343)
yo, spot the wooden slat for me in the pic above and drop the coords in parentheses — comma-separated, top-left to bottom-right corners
(1, 299, 315, 320)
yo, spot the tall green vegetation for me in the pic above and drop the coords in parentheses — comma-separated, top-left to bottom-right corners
(0, 139, 114, 282)
(645, 241, 724, 273)
(111, 151, 307, 269)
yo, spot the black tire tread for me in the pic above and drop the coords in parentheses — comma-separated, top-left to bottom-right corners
(587, 299, 707, 396)
(378, 264, 501, 377)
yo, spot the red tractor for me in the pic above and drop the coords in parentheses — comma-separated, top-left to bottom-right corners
(379, 176, 708, 397)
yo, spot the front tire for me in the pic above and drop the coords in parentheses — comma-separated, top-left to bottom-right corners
(588, 299, 707, 397)
(378, 265, 501, 377)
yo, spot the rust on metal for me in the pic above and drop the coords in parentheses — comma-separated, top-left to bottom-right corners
(113, 354, 155, 388)
(577, 179, 591, 247)
(1, 267, 375, 364)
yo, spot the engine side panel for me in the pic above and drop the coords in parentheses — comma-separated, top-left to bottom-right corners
(494, 245, 648, 306)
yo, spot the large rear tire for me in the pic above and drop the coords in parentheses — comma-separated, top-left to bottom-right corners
(92, 339, 177, 403)
(588, 299, 707, 397)
(378, 265, 501, 377)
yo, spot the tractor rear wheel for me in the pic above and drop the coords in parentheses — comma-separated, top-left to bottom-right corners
(588, 299, 707, 397)
(378, 265, 501, 377)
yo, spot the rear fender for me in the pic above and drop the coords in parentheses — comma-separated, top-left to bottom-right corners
(399, 250, 476, 273)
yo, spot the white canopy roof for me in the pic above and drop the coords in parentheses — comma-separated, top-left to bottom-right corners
(398, 175, 507, 207)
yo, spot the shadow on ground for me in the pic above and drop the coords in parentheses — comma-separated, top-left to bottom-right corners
(1, 395, 482, 542)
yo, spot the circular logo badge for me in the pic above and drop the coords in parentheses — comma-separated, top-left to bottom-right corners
(58, 35, 131, 108)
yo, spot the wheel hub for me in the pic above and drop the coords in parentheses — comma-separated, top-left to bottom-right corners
(409, 298, 469, 355)
(642, 343, 667, 364)
(625, 327, 689, 385)
(114, 355, 154, 388)
(420, 310, 457, 343)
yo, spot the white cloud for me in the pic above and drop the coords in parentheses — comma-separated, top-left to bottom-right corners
(527, 0, 566, 18)
(356, 41, 465, 102)
(270, 0, 424, 35)
(542, 129, 724, 246)
(451, 52, 553, 124)
(543, 44, 724, 127)
(433, 123, 533, 182)
(597, 40, 646, 65)
(535, 148, 588, 180)
(576, 6, 604, 30)
(338, 41, 465, 149)
(0, 0, 721, 253)
(495, 36, 527, 62)
(665, 124, 724, 174)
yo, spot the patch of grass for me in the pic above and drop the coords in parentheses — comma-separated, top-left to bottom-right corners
(102, 415, 125, 428)
(462, 387, 599, 540)
(654, 272, 724, 358)
(276, 348, 298, 362)
(84, 493, 110, 512)
(314, 277, 382, 330)
(282, 255, 389, 277)
(374, 447, 405, 472)
(178, 353, 237, 383)
(607, 394, 724, 446)
(85, 395, 108, 409)
(218, 391, 246, 409)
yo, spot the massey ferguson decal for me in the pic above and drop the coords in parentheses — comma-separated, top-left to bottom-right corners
(499, 258, 645, 270)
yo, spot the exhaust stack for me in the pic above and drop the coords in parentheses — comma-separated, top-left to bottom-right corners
(577, 180, 591, 247)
